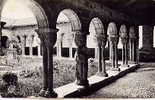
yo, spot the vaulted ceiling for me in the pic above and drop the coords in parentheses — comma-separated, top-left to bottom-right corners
(91, 0, 155, 25)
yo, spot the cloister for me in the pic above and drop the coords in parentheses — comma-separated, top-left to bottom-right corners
(0, 0, 155, 98)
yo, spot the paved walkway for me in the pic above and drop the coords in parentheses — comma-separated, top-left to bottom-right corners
(86, 63, 155, 98)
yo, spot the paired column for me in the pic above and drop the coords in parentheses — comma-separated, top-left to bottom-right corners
(95, 33, 108, 77)
(108, 22, 120, 71)
(35, 28, 58, 98)
(129, 27, 137, 64)
(119, 25, 129, 67)
(74, 30, 89, 88)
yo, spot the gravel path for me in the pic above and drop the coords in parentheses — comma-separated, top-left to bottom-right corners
(86, 63, 155, 98)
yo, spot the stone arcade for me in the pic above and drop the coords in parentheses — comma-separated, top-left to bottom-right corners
(0, 0, 154, 98)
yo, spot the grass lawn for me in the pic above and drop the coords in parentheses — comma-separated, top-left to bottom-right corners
(0, 57, 112, 97)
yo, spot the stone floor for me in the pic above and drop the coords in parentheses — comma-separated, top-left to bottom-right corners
(86, 63, 155, 98)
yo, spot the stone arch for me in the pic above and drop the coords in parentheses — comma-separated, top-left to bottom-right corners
(107, 22, 118, 36)
(1, 0, 49, 30)
(56, 9, 81, 58)
(119, 25, 127, 37)
(87, 17, 104, 58)
(89, 17, 104, 35)
(56, 9, 81, 31)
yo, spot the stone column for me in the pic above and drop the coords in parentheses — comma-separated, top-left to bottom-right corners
(35, 28, 58, 98)
(95, 47, 98, 59)
(129, 26, 137, 64)
(0, 22, 6, 56)
(74, 30, 89, 88)
(69, 46, 73, 58)
(119, 25, 129, 67)
(38, 44, 41, 57)
(96, 33, 108, 77)
(21, 35, 26, 57)
(108, 22, 120, 71)
(39, 44, 48, 96)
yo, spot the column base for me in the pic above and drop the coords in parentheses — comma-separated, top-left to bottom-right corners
(96, 72, 108, 77)
(76, 79, 89, 86)
(44, 90, 57, 98)
(129, 61, 136, 64)
(121, 64, 129, 68)
(39, 89, 46, 97)
(110, 67, 120, 71)
(75, 81, 89, 92)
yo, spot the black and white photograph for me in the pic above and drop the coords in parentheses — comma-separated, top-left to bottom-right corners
(0, 0, 154, 99)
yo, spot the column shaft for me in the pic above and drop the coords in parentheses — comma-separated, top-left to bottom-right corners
(97, 45, 102, 73)
(75, 33, 89, 87)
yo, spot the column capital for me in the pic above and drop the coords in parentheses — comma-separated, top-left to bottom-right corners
(35, 28, 59, 47)
(95, 33, 107, 47)
(74, 30, 87, 47)
(119, 25, 128, 44)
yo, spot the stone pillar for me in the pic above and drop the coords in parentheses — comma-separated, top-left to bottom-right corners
(142, 25, 153, 50)
(29, 35, 34, 57)
(74, 30, 89, 88)
(57, 33, 64, 58)
(39, 44, 48, 96)
(129, 26, 136, 64)
(96, 33, 108, 77)
(38, 44, 41, 57)
(109, 41, 113, 62)
(35, 28, 58, 98)
(21, 35, 26, 57)
(119, 25, 129, 67)
(0, 22, 6, 56)
(108, 22, 120, 71)
(69, 46, 73, 58)
(95, 47, 98, 59)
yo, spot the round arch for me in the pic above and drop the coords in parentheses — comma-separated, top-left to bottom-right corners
(89, 17, 104, 35)
(119, 24, 127, 37)
(107, 22, 118, 36)
(1, 0, 49, 29)
(57, 9, 81, 31)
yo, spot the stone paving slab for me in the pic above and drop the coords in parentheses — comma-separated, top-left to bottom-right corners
(54, 64, 138, 98)
(86, 63, 155, 98)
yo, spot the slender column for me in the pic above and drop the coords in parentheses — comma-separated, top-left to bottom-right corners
(114, 41, 119, 68)
(119, 25, 129, 67)
(97, 45, 102, 74)
(21, 36, 25, 56)
(38, 44, 41, 57)
(109, 42, 113, 61)
(39, 44, 48, 96)
(35, 28, 58, 98)
(95, 47, 98, 59)
(69, 46, 73, 58)
(74, 31, 89, 88)
(129, 26, 136, 64)
(96, 33, 108, 77)
(108, 22, 120, 71)
(30, 35, 34, 57)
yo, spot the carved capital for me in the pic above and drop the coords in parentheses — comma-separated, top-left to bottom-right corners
(95, 34, 107, 47)
(74, 31, 86, 47)
(129, 26, 136, 39)
(108, 36, 119, 45)
(35, 28, 58, 47)
(119, 25, 128, 38)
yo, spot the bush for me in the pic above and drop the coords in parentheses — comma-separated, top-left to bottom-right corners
(2, 72, 18, 85)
